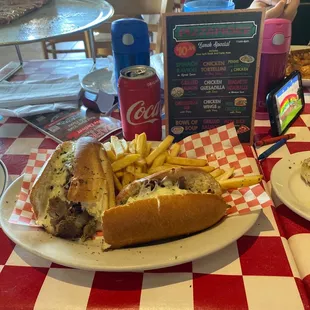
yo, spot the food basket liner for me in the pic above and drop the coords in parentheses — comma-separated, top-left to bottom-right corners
(9, 122, 273, 226)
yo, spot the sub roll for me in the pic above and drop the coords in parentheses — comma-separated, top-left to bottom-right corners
(30, 137, 115, 240)
(102, 167, 229, 249)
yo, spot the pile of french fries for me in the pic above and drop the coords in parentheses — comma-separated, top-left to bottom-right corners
(102, 133, 263, 192)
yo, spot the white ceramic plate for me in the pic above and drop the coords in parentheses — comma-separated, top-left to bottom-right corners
(0, 176, 260, 271)
(290, 45, 310, 87)
(81, 68, 116, 95)
(0, 160, 8, 198)
(271, 151, 310, 220)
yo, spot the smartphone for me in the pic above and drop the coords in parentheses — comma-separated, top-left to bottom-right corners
(266, 70, 305, 137)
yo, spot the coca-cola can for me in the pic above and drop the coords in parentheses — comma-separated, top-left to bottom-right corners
(118, 65, 162, 141)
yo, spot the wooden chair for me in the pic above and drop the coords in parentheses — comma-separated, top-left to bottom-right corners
(41, 32, 91, 59)
(84, 0, 174, 57)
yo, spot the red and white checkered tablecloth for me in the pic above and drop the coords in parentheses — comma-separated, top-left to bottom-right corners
(254, 89, 310, 301)
(0, 60, 310, 309)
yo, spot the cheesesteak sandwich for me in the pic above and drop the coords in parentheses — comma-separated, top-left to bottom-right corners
(102, 167, 229, 249)
(30, 137, 115, 240)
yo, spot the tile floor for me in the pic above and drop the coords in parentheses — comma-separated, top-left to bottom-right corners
(0, 40, 87, 68)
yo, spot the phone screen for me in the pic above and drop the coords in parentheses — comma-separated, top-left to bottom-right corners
(274, 74, 303, 133)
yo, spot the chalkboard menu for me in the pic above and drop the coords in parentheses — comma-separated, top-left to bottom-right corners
(163, 10, 265, 144)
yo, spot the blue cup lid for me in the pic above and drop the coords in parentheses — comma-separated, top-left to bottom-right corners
(111, 18, 150, 53)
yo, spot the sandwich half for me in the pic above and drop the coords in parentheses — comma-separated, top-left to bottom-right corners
(102, 167, 228, 249)
(30, 137, 115, 240)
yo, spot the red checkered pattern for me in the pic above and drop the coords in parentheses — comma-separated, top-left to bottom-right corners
(0, 60, 309, 310)
(9, 149, 54, 226)
(179, 122, 273, 215)
(255, 92, 310, 299)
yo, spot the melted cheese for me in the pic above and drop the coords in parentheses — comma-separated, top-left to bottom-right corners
(40, 144, 75, 230)
(127, 186, 188, 203)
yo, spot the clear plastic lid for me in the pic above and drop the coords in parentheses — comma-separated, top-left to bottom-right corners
(183, 0, 235, 12)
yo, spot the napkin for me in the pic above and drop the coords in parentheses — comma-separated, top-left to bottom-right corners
(0, 75, 82, 114)
(0, 101, 79, 118)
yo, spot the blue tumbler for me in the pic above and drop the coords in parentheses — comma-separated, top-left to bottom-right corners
(111, 18, 150, 87)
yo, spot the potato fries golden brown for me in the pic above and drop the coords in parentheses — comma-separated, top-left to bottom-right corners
(146, 142, 152, 156)
(103, 142, 116, 162)
(134, 172, 149, 179)
(128, 140, 136, 154)
(106, 134, 261, 194)
(219, 175, 263, 189)
(148, 165, 173, 174)
(170, 143, 181, 157)
(136, 133, 147, 157)
(151, 151, 167, 169)
(115, 171, 124, 178)
(113, 173, 123, 192)
(125, 165, 135, 174)
(210, 168, 225, 178)
(166, 155, 208, 167)
(199, 166, 216, 173)
(111, 154, 140, 172)
(216, 167, 235, 181)
(122, 172, 135, 187)
(146, 135, 174, 165)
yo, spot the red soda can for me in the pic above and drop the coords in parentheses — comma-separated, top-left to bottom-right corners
(118, 65, 162, 141)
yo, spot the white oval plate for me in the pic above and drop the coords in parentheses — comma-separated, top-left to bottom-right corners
(0, 160, 8, 198)
(271, 151, 310, 220)
(81, 68, 116, 95)
(0, 176, 260, 271)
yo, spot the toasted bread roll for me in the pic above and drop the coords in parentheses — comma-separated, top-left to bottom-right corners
(30, 137, 115, 240)
(103, 194, 227, 249)
(102, 167, 228, 249)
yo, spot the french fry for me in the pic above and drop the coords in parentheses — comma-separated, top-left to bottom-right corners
(125, 165, 135, 174)
(146, 142, 152, 156)
(136, 133, 147, 157)
(135, 158, 147, 167)
(210, 168, 225, 178)
(216, 167, 235, 181)
(111, 154, 140, 172)
(102, 142, 116, 162)
(135, 159, 147, 172)
(146, 135, 174, 165)
(163, 163, 176, 167)
(135, 165, 142, 174)
(111, 136, 126, 159)
(151, 151, 167, 169)
(166, 155, 208, 167)
(219, 175, 263, 189)
(113, 173, 123, 192)
(134, 172, 149, 179)
(122, 172, 135, 187)
(170, 143, 181, 157)
(119, 139, 128, 153)
(199, 166, 216, 173)
(163, 163, 216, 173)
(115, 171, 124, 178)
(128, 139, 136, 154)
(148, 165, 172, 175)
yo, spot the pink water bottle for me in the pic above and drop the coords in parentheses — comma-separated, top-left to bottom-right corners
(256, 19, 291, 119)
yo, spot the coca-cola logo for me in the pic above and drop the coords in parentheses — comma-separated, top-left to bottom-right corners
(126, 100, 161, 125)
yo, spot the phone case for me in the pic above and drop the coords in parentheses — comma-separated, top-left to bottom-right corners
(266, 71, 305, 137)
